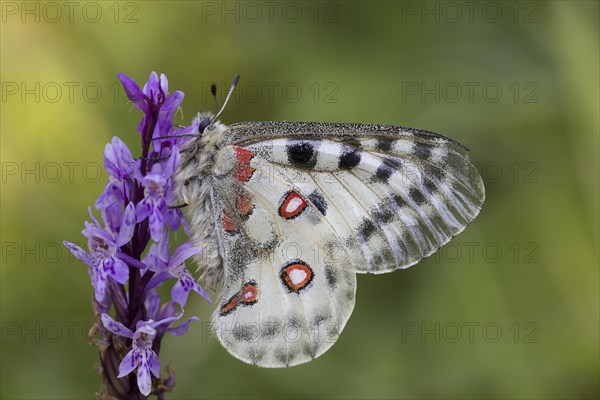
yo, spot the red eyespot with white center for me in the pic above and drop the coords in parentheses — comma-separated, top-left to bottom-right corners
(278, 191, 307, 220)
(218, 281, 259, 316)
(239, 281, 258, 305)
(280, 260, 314, 293)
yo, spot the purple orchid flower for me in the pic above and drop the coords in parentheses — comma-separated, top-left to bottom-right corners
(118, 72, 184, 150)
(135, 148, 181, 242)
(64, 203, 136, 301)
(145, 237, 210, 306)
(96, 137, 140, 209)
(65, 72, 209, 398)
(101, 312, 198, 396)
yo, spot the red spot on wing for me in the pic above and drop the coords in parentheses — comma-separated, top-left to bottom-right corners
(234, 147, 254, 165)
(237, 193, 254, 217)
(281, 261, 313, 293)
(223, 212, 237, 233)
(235, 165, 255, 182)
(233, 147, 256, 182)
(278, 191, 307, 219)
(239, 282, 258, 304)
(219, 294, 239, 316)
(219, 281, 259, 316)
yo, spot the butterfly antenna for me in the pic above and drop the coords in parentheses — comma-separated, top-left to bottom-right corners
(210, 83, 220, 112)
(211, 73, 239, 123)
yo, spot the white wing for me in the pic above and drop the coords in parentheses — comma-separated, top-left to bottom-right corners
(185, 122, 484, 367)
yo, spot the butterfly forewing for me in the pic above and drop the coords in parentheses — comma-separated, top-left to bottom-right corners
(226, 122, 485, 273)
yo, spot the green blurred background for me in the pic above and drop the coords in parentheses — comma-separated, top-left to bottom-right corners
(1, 1, 598, 399)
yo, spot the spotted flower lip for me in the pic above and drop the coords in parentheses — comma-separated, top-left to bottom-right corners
(64, 203, 136, 301)
(101, 310, 198, 396)
(145, 237, 210, 306)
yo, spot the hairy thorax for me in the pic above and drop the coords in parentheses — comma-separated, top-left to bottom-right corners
(174, 119, 230, 290)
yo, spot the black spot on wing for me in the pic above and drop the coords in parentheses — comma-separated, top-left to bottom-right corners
(413, 142, 432, 160)
(232, 324, 259, 342)
(391, 194, 408, 208)
(324, 265, 338, 289)
(409, 188, 427, 205)
(312, 312, 330, 327)
(261, 320, 281, 341)
(426, 165, 447, 181)
(287, 140, 317, 169)
(374, 157, 402, 183)
(385, 157, 402, 169)
(357, 218, 376, 242)
(246, 347, 265, 365)
(339, 145, 361, 169)
(423, 178, 437, 194)
(375, 163, 394, 182)
(372, 203, 395, 223)
(376, 139, 393, 152)
(308, 191, 328, 216)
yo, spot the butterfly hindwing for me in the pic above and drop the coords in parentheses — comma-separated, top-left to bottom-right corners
(210, 158, 356, 367)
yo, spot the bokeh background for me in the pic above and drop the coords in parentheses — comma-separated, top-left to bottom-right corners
(1, 1, 598, 399)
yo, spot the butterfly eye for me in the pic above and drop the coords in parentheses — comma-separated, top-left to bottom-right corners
(198, 118, 211, 134)
(184, 179, 190, 186)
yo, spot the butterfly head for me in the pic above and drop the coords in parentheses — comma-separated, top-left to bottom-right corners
(195, 111, 217, 136)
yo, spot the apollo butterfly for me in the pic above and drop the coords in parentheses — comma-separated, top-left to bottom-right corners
(174, 76, 485, 367)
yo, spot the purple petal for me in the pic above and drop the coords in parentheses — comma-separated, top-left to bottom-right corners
(142, 245, 162, 272)
(158, 301, 177, 321)
(166, 208, 184, 232)
(162, 147, 181, 177)
(87, 207, 102, 229)
(118, 250, 147, 270)
(145, 290, 161, 320)
(149, 315, 179, 330)
(159, 73, 169, 95)
(117, 349, 136, 378)
(101, 313, 133, 338)
(110, 258, 129, 284)
(171, 268, 211, 305)
(156, 228, 169, 263)
(148, 350, 160, 378)
(136, 358, 152, 396)
(143, 72, 159, 98)
(93, 269, 107, 302)
(169, 241, 201, 268)
(116, 202, 136, 247)
(163, 90, 184, 113)
(170, 279, 190, 307)
(149, 206, 165, 242)
(63, 242, 92, 265)
(118, 73, 145, 104)
(101, 201, 124, 234)
(104, 137, 138, 180)
(145, 271, 172, 292)
(135, 198, 152, 222)
(95, 182, 125, 209)
(167, 316, 199, 336)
